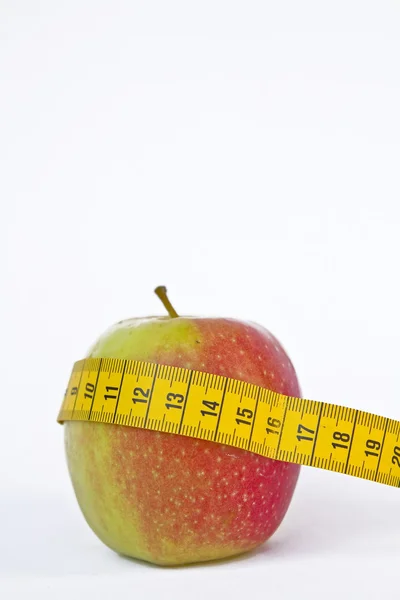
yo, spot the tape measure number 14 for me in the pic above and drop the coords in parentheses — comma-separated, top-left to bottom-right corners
(57, 357, 400, 489)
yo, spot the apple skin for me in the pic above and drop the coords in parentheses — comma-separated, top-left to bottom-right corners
(65, 316, 301, 565)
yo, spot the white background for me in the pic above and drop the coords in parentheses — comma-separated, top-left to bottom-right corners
(2, 1, 400, 598)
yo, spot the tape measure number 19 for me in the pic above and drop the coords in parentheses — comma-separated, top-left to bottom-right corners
(57, 357, 400, 489)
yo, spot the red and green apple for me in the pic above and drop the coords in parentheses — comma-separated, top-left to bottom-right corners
(64, 287, 301, 565)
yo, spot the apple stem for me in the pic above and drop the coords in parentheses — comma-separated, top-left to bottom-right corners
(154, 286, 179, 318)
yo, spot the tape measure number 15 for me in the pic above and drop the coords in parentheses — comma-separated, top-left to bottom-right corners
(57, 357, 400, 489)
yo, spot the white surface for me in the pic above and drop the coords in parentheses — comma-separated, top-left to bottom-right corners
(2, 1, 400, 598)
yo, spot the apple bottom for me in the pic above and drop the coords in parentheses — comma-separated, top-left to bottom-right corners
(65, 421, 300, 566)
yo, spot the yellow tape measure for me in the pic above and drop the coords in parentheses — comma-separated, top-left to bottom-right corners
(58, 357, 400, 489)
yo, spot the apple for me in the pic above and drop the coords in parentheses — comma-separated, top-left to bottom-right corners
(64, 288, 301, 565)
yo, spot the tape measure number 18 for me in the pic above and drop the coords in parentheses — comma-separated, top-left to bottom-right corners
(58, 357, 400, 489)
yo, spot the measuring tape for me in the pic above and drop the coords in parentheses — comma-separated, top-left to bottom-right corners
(58, 357, 400, 489)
